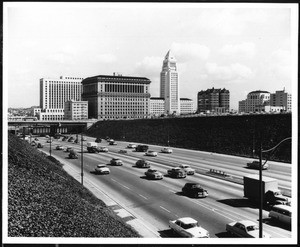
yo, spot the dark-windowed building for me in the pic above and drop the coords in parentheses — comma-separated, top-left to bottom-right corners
(197, 87, 230, 113)
(82, 73, 151, 120)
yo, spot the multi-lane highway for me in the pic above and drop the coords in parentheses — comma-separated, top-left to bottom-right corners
(37, 136, 292, 239)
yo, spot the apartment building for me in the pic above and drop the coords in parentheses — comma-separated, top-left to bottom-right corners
(197, 88, 230, 113)
(81, 73, 151, 120)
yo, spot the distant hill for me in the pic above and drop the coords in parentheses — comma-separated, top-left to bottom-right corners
(87, 114, 292, 163)
(7, 133, 139, 237)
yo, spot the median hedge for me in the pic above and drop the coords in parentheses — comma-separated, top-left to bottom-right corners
(87, 114, 292, 163)
(7, 133, 140, 237)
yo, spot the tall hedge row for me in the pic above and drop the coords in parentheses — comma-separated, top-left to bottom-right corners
(87, 114, 292, 163)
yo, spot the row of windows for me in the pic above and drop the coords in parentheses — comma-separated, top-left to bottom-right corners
(104, 84, 145, 93)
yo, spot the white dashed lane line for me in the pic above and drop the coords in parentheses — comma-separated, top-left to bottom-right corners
(159, 206, 171, 213)
(111, 178, 132, 190)
(138, 194, 148, 200)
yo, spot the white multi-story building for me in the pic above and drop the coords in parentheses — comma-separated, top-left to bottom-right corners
(180, 98, 195, 115)
(239, 90, 270, 113)
(38, 76, 84, 121)
(82, 74, 151, 120)
(64, 100, 88, 120)
(160, 50, 180, 115)
(150, 97, 165, 116)
(270, 89, 292, 112)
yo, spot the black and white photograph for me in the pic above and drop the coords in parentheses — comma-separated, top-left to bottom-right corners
(3, 1, 298, 245)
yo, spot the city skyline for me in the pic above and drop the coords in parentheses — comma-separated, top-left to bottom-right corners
(4, 3, 298, 110)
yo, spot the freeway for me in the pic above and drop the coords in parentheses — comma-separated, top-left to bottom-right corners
(37, 136, 293, 240)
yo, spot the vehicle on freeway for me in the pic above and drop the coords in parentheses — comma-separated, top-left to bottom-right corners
(135, 145, 149, 152)
(110, 158, 123, 166)
(161, 147, 173, 153)
(87, 142, 99, 153)
(68, 150, 78, 159)
(68, 137, 75, 142)
(169, 217, 210, 238)
(74, 138, 79, 143)
(167, 167, 186, 178)
(98, 146, 109, 152)
(81, 136, 87, 141)
(118, 149, 128, 154)
(95, 137, 102, 143)
(37, 143, 43, 148)
(108, 139, 114, 142)
(179, 164, 195, 175)
(94, 164, 110, 175)
(109, 140, 117, 145)
(66, 147, 73, 152)
(247, 160, 269, 170)
(31, 141, 37, 146)
(34, 137, 39, 141)
(56, 145, 64, 150)
(145, 150, 158, 157)
(127, 143, 137, 148)
(62, 136, 68, 141)
(45, 135, 50, 138)
(226, 220, 271, 238)
(182, 183, 208, 198)
(269, 204, 291, 225)
(135, 159, 150, 168)
(144, 169, 163, 180)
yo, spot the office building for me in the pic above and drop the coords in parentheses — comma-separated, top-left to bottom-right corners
(64, 100, 88, 120)
(197, 88, 230, 113)
(160, 50, 180, 115)
(238, 90, 270, 113)
(270, 89, 292, 112)
(180, 98, 195, 115)
(150, 97, 165, 116)
(38, 76, 84, 121)
(81, 73, 151, 120)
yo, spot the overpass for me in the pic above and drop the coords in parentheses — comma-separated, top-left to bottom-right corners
(7, 120, 98, 135)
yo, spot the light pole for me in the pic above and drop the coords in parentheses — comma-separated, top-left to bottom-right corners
(81, 131, 84, 185)
(258, 136, 291, 238)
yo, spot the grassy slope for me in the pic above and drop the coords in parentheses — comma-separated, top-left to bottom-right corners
(7, 133, 140, 237)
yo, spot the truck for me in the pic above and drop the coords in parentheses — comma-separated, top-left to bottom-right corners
(86, 142, 99, 153)
(243, 174, 290, 206)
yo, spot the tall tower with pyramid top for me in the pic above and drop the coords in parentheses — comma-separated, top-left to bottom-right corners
(160, 50, 180, 115)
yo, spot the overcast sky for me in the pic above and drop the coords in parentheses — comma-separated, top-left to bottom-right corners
(4, 2, 298, 110)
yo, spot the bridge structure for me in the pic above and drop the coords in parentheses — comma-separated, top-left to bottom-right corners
(7, 119, 98, 136)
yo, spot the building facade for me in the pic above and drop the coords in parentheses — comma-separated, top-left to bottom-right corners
(39, 76, 84, 120)
(197, 88, 230, 113)
(160, 50, 180, 115)
(150, 97, 165, 116)
(270, 89, 292, 112)
(238, 90, 270, 113)
(180, 98, 195, 115)
(81, 74, 151, 120)
(64, 100, 88, 120)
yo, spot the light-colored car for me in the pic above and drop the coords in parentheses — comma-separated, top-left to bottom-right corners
(169, 217, 210, 238)
(110, 158, 123, 166)
(226, 220, 271, 238)
(144, 168, 163, 180)
(94, 164, 110, 174)
(56, 145, 64, 150)
(247, 161, 269, 170)
(179, 164, 195, 175)
(98, 146, 109, 152)
(161, 147, 173, 153)
(145, 150, 158, 157)
(127, 143, 137, 148)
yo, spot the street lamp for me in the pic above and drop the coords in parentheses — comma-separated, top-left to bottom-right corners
(258, 136, 291, 238)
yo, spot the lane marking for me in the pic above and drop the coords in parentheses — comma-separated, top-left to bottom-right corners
(159, 206, 171, 213)
(138, 194, 148, 200)
(111, 178, 132, 190)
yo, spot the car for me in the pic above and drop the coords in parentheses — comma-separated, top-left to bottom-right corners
(34, 137, 39, 141)
(182, 183, 208, 198)
(66, 147, 73, 152)
(95, 137, 102, 143)
(145, 150, 158, 157)
(68, 150, 78, 159)
(226, 220, 271, 238)
(127, 143, 137, 148)
(118, 149, 128, 154)
(98, 146, 109, 152)
(81, 136, 87, 141)
(169, 217, 210, 238)
(37, 143, 43, 148)
(109, 141, 117, 145)
(31, 141, 37, 146)
(247, 161, 269, 170)
(179, 164, 195, 175)
(161, 147, 173, 153)
(94, 164, 110, 174)
(68, 137, 75, 142)
(167, 167, 186, 178)
(62, 137, 68, 141)
(135, 145, 149, 152)
(110, 158, 123, 166)
(56, 145, 64, 150)
(136, 159, 150, 168)
(45, 135, 50, 138)
(46, 139, 53, 143)
(74, 139, 79, 143)
(144, 168, 163, 180)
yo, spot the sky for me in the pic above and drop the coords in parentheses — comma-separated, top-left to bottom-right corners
(4, 2, 298, 110)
